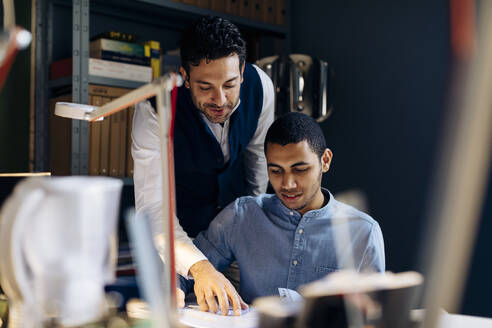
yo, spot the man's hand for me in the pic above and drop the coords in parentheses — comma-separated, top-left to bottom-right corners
(189, 260, 248, 316)
(177, 288, 185, 308)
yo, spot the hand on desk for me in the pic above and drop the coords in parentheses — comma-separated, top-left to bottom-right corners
(177, 288, 186, 308)
(189, 260, 248, 316)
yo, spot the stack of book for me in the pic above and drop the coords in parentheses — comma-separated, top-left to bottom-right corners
(48, 32, 167, 178)
(50, 32, 156, 83)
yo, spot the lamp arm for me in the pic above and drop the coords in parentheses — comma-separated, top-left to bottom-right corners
(87, 74, 182, 122)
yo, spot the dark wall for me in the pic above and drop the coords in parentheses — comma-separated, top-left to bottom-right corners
(290, 0, 492, 317)
(0, 0, 31, 172)
(291, 0, 450, 272)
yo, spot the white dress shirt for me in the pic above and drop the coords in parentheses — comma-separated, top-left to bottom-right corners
(132, 65, 275, 277)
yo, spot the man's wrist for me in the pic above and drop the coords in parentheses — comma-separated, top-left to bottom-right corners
(189, 259, 212, 278)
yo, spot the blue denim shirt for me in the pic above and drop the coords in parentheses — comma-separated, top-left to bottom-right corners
(179, 188, 385, 303)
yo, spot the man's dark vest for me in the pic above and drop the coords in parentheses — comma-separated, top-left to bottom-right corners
(173, 63, 263, 237)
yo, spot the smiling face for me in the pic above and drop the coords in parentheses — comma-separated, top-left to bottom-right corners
(266, 140, 333, 215)
(180, 54, 244, 124)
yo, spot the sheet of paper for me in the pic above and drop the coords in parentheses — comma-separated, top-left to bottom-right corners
(278, 288, 303, 302)
(439, 312, 492, 328)
(178, 305, 258, 328)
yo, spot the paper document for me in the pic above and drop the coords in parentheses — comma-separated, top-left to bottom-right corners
(178, 305, 258, 328)
(278, 288, 303, 302)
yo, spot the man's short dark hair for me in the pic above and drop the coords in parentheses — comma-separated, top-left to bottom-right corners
(264, 112, 327, 158)
(180, 16, 246, 75)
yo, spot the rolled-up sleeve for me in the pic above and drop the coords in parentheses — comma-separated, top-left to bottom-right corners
(132, 101, 207, 278)
(193, 202, 237, 273)
(359, 223, 385, 272)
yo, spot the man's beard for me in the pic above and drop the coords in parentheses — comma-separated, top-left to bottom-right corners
(191, 92, 238, 124)
(287, 168, 323, 212)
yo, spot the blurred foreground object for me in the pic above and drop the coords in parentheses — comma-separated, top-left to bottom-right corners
(418, 0, 492, 327)
(0, 26, 31, 90)
(253, 270, 423, 328)
(54, 73, 183, 328)
(0, 177, 122, 327)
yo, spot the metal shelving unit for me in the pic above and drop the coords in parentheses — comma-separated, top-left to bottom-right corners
(34, 0, 291, 175)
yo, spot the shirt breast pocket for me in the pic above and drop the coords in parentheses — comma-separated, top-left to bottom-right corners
(314, 266, 337, 280)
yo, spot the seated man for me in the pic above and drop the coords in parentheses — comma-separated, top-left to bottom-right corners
(177, 112, 385, 312)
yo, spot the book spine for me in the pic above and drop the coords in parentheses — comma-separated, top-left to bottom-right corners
(89, 58, 152, 83)
(118, 110, 128, 176)
(211, 0, 226, 12)
(90, 38, 145, 56)
(91, 50, 150, 66)
(195, 0, 210, 8)
(275, 0, 286, 25)
(89, 84, 132, 98)
(109, 109, 121, 177)
(89, 95, 103, 175)
(263, 0, 275, 24)
(225, 0, 240, 15)
(99, 97, 112, 176)
(91, 31, 138, 43)
(251, 0, 262, 21)
(126, 105, 135, 177)
(144, 41, 161, 79)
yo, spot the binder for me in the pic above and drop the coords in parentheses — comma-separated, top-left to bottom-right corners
(126, 106, 135, 177)
(211, 0, 226, 12)
(181, 0, 197, 5)
(109, 106, 121, 177)
(89, 95, 103, 175)
(239, 0, 252, 19)
(99, 97, 112, 176)
(251, 0, 262, 21)
(118, 110, 128, 176)
(196, 0, 211, 8)
(262, 0, 275, 24)
(275, 0, 286, 25)
(225, 0, 240, 16)
(88, 84, 132, 98)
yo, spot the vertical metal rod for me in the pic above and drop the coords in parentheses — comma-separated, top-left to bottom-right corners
(71, 0, 82, 174)
(79, 0, 89, 175)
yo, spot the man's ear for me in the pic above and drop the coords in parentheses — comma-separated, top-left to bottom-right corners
(240, 61, 245, 83)
(321, 149, 333, 173)
(180, 66, 190, 88)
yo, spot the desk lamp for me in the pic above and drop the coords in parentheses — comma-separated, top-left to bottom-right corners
(55, 73, 183, 327)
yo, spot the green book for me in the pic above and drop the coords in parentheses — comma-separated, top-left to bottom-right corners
(90, 38, 145, 57)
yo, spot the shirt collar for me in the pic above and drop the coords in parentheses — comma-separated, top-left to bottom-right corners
(271, 188, 336, 222)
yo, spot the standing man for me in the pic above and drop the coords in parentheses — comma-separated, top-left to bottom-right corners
(132, 16, 274, 314)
